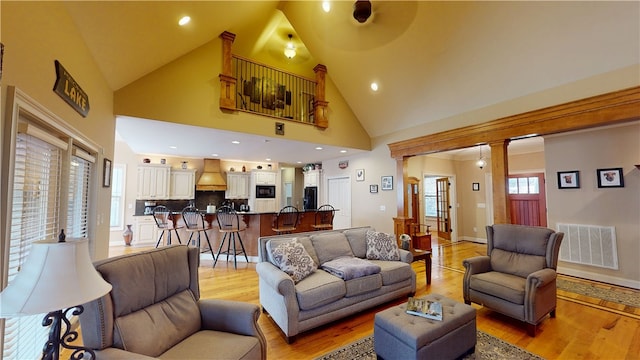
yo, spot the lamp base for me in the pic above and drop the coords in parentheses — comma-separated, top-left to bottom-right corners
(41, 306, 96, 360)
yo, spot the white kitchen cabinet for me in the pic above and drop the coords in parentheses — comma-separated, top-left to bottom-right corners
(133, 216, 157, 246)
(226, 172, 250, 199)
(169, 169, 196, 199)
(253, 198, 276, 213)
(253, 170, 277, 185)
(137, 165, 170, 199)
(304, 169, 322, 187)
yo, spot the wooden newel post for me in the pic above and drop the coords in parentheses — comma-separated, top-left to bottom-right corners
(219, 31, 237, 111)
(313, 64, 329, 129)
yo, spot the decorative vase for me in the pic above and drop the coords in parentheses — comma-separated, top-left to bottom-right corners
(122, 224, 133, 246)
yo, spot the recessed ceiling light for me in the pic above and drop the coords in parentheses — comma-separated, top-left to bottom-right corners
(315, 147, 323, 150)
(169, 146, 177, 149)
(297, 161, 302, 164)
(211, 153, 219, 157)
(266, 158, 271, 161)
(340, 150, 347, 153)
(178, 16, 191, 26)
(370, 82, 379, 91)
(322, 1, 331, 13)
(231, 140, 240, 144)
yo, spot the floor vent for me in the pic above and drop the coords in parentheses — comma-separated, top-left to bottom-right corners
(557, 223, 618, 270)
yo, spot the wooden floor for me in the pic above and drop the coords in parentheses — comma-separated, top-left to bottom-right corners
(103, 239, 640, 360)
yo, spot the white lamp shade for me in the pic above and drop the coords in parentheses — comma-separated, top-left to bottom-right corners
(0, 239, 112, 317)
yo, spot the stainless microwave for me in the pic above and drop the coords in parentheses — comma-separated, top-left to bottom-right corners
(256, 185, 276, 198)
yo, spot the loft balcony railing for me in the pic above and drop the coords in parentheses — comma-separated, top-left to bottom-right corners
(218, 31, 328, 129)
(233, 55, 315, 123)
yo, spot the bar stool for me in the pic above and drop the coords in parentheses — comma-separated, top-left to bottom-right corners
(181, 206, 214, 260)
(272, 206, 299, 234)
(152, 205, 182, 247)
(214, 205, 248, 269)
(311, 204, 335, 231)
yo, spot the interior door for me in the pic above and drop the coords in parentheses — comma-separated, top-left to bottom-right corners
(508, 173, 547, 226)
(327, 176, 351, 229)
(436, 177, 451, 240)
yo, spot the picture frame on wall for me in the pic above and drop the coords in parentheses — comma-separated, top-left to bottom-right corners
(103, 158, 112, 187)
(557, 170, 580, 189)
(597, 167, 624, 188)
(472, 182, 480, 191)
(381, 176, 393, 190)
(356, 169, 365, 182)
(370, 184, 378, 193)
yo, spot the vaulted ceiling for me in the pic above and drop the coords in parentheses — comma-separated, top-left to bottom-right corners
(62, 1, 639, 162)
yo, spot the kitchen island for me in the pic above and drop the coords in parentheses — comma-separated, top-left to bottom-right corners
(158, 209, 333, 261)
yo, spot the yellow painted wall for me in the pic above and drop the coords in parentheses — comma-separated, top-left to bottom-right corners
(1, 2, 115, 260)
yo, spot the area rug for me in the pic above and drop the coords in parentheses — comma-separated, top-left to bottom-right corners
(314, 331, 544, 360)
(557, 277, 640, 308)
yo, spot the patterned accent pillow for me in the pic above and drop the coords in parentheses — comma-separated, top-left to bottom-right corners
(366, 230, 400, 261)
(271, 239, 318, 283)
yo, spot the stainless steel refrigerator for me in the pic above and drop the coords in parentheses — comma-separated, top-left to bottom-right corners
(303, 186, 317, 210)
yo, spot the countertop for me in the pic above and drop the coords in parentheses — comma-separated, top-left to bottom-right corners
(134, 209, 331, 216)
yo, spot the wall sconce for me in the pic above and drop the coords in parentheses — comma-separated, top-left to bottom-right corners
(476, 146, 487, 169)
(284, 34, 296, 59)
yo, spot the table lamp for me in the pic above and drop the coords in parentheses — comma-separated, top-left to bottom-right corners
(0, 237, 112, 360)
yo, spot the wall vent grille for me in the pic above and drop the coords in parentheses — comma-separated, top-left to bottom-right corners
(557, 223, 618, 270)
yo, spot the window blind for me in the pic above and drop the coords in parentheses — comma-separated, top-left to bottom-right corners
(4, 131, 62, 360)
(67, 147, 93, 238)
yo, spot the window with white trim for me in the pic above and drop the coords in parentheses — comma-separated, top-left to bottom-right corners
(1, 88, 100, 360)
(423, 176, 438, 217)
(110, 164, 125, 229)
(4, 126, 64, 360)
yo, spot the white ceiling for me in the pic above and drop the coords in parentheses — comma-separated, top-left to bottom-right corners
(63, 1, 638, 163)
(115, 116, 368, 165)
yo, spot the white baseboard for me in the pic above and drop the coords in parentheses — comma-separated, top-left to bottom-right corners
(459, 236, 487, 244)
(558, 266, 640, 290)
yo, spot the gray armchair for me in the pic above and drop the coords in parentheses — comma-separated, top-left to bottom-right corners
(79, 245, 266, 359)
(463, 224, 564, 336)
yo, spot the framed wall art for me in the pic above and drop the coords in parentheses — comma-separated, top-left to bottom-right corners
(370, 184, 378, 193)
(103, 158, 112, 187)
(597, 168, 624, 188)
(472, 182, 480, 191)
(381, 176, 393, 190)
(356, 169, 365, 182)
(557, 170, 580, 189)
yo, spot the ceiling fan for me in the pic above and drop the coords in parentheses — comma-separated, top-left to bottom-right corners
(353, 0, 372, 23)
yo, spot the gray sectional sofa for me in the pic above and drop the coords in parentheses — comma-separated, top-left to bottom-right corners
(257, 226, 416, 343)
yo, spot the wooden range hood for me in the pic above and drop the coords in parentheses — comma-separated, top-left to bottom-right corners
(196, 159, 227, 191)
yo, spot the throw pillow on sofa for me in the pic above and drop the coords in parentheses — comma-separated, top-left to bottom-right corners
(311, 232, 355, 264)
(366, 230, 400, 261)
(272, 239, 317, 283)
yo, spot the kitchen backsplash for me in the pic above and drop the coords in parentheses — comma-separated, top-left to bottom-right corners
(135, 199, 191, 216)
(136, 191, 250, 215)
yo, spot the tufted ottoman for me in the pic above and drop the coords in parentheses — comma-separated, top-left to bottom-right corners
(374, 294, 476, 360)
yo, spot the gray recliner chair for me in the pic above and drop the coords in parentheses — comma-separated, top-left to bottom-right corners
(462, 224, 564, 336)
(79, 245, 267, 359)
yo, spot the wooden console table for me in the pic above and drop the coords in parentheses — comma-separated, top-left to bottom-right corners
(411, 249, 432, 285)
